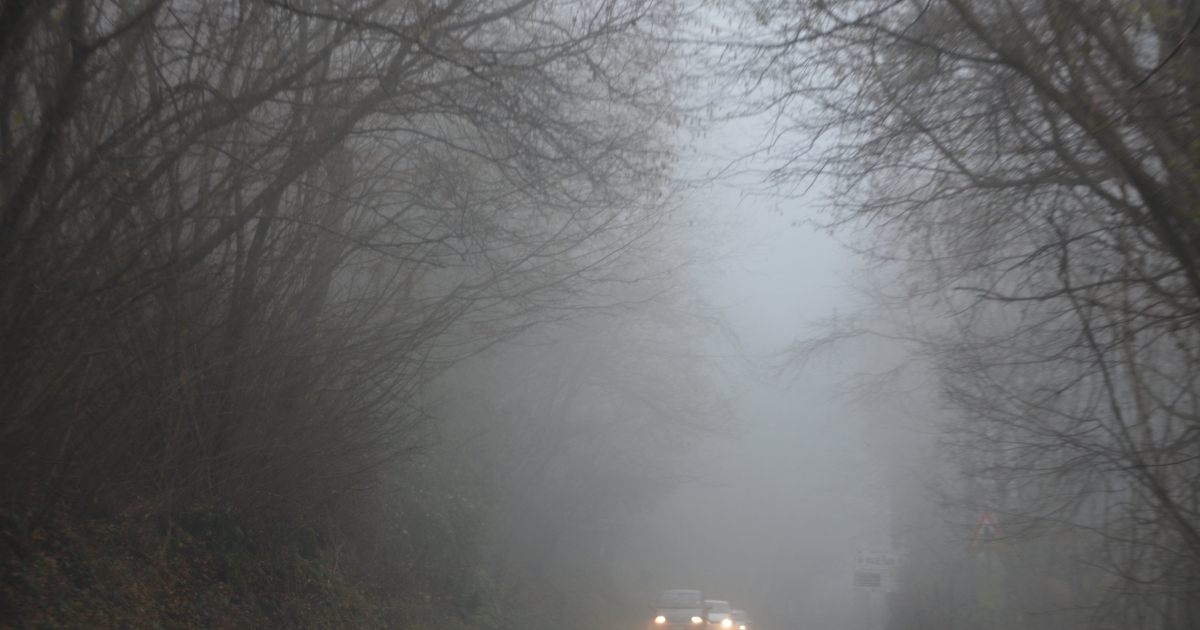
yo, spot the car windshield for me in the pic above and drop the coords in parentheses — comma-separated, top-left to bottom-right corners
(733, 611, 748, 622)
(659, 591, 703, 608)
(706, 601, 732, 614)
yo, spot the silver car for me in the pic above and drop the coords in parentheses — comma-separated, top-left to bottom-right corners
(653, 590, 708, 630)
(705, 600, 734, 629)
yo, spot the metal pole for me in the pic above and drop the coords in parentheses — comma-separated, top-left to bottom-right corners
(854, 588, 870, 630)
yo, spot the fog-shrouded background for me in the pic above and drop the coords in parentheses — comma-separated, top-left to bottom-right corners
(609, 120, 896, 630)
(7, 2, 1200, 629)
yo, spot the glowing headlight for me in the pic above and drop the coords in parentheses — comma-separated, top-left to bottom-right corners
(739, 625, 746, 629)
(722, 619, 733, 628)
(691, 617, 703, 624)
(655, 617, 666, 624)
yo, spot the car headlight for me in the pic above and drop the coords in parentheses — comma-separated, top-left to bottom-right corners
(691, 617, 703, 624)
(655, 617, 666, 624)
(722, 620, 733, 628)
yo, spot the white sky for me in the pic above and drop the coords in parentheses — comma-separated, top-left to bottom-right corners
(615, 115, 896, 630)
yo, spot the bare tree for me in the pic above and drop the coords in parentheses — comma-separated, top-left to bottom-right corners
(739, 0, 1200, 626)
(0, 0, 698, 533)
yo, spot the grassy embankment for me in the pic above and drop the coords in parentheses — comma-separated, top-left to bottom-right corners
(0, 501, 490, 630)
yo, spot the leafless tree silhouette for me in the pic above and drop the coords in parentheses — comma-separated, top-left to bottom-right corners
(744, 0, 1200, 626)
(0, 0, 696, 533)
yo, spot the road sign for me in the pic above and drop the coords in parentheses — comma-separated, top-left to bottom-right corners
(853, 550, 899, 592)
(966, 511, 1006, 553)
(853, 571, 881, 589)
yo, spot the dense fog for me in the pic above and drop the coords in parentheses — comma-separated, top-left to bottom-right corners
(4, 1, 1200, 629)
(615, 141, 871, 630)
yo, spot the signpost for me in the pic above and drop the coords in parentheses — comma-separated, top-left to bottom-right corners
(853, 550, 900, 630)
(967, 511, 1007, 612)
(853, 550, 899, 592)
(966, 511, 1006, 553)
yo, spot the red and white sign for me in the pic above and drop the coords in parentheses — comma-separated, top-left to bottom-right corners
(966, 511, 1006, 553)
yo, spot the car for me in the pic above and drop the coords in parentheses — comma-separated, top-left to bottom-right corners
(731, 609, 753, 630)
(705, 600, 734, 629)
(653, 590, 709, 630)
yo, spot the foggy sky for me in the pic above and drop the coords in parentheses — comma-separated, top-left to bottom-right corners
(611, 119, 898, 630)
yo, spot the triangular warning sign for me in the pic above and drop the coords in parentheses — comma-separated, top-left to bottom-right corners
(967, 511, 1007, 553)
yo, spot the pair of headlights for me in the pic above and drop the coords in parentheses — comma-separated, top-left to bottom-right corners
(653, 617, 733, 627)
(653, 616, 704, 624)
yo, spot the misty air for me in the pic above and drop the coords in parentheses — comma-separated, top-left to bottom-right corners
(1, 1, 1197, 630)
